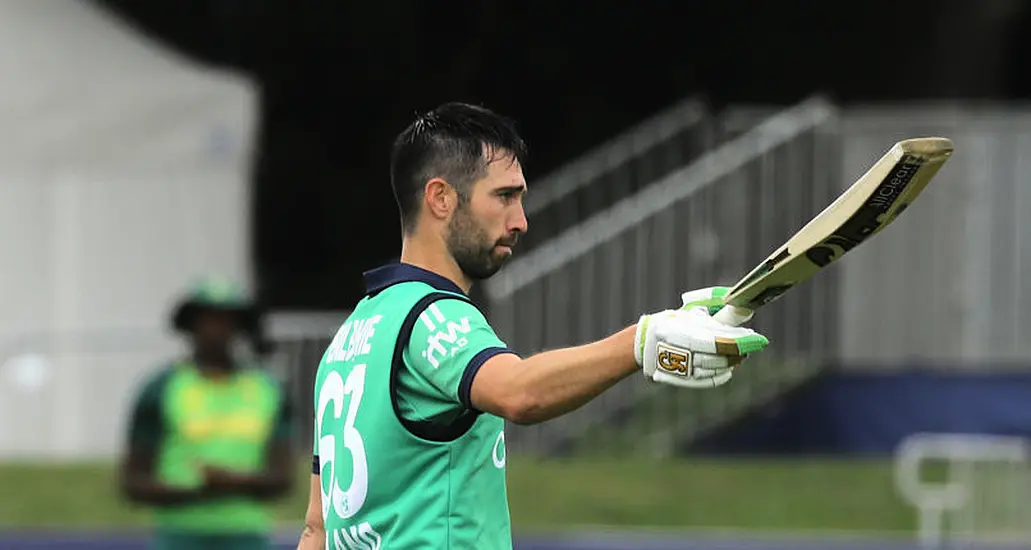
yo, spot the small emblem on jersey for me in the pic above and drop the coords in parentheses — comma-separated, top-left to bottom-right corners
(492, 430, 506, 469)
(656, 343, 692, 376)
(420, 303, 472, 368)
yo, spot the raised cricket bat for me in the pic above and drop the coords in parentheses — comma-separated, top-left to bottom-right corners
(712, 137, 954, 325)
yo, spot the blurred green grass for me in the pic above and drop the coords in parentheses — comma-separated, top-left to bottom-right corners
(0, 457, 915, 534)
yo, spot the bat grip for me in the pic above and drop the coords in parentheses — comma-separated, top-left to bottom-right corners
(712, 304, 754, 327)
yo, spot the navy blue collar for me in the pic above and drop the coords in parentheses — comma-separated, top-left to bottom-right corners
(363, 263, 467, 296)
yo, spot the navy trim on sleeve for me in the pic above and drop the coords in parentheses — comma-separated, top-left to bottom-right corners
(312, 455, 320, 474)
(459, 347, 518, 411)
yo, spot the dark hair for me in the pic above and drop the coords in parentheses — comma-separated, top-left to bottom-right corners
(390, 102, 527, 233)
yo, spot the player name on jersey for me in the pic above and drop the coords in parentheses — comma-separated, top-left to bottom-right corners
(327, 523, 382, 550)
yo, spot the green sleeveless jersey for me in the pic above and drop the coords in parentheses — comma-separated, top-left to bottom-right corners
(125, 360, 293, 534)
(312, 263, 517, 550)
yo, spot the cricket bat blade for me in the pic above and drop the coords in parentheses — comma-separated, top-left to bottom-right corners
(712, 136, 954, 327)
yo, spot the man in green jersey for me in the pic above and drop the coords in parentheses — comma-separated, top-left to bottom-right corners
(120, 277, 296, 550)
(297, 103, 770, 550)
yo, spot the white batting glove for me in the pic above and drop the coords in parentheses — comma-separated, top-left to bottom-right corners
(633, 287, 769, 389)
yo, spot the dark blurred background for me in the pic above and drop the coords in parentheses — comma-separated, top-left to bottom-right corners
(94, 0, 1031, 310)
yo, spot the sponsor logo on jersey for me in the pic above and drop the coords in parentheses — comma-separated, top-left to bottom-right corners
(420, 303, 472, 368)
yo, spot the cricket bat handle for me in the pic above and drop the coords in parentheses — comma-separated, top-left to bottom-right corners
(712, 303, 754, 326)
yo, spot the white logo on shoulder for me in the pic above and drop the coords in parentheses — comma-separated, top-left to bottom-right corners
(419, 303, 472, 368)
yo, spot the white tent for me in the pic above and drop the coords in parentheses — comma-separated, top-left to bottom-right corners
(0, 0, 259, 458)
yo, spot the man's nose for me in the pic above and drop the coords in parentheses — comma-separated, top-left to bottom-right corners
(510, 205, 528, 234)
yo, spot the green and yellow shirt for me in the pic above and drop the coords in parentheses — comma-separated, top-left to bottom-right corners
(125, 361, 293, 534)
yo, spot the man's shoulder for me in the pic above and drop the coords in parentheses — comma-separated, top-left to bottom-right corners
(321, 284, 491, 371)
(135, 363, 178, 396)
(236, 364, 285, 388)
(127, 362, 179, 413)
(413, 294, 489, 329)
(406, 294, 503, 369)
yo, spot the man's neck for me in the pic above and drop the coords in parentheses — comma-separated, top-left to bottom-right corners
(399, 233, 471, 293)
(193, 350, 235, 377)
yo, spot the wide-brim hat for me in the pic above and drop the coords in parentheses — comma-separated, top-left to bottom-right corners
(170, 276, 259, 334)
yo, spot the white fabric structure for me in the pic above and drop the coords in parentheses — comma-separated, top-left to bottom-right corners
(0, 0, 259, 458)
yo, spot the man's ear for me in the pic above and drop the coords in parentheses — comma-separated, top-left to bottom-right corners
(424, 178, 455, 221)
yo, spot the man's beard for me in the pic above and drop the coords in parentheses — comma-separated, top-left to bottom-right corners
(446, 207, 517, 281)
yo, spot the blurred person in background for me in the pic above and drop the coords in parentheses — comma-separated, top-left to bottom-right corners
(120, 277, 295, 550)
(297, 103, 768, 550)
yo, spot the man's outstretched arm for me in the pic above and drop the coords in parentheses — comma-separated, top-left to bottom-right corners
(471, 288, 769, 425)
(120, 447, 209, 506)
(296, 473, 325, 550)
(470, 326, 637, 425)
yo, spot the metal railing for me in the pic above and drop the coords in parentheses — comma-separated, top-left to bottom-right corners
(265, 311, 346, 453)
(484, 96, 843, 457)
(0, 314, 344, 460)
(517, 96, 716, 254)
(0, 328, 183, 459)
(835, 103, 1031, 365)
(894, 433, 1031, 547)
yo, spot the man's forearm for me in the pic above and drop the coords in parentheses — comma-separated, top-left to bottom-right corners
(508, 325, 638, 424)
(209, 469, 293, 500)
(121, 477, 205, 507)
(239, 471, 292, 499)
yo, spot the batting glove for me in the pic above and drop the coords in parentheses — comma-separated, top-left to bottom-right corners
(633, 287, 768, 389)
(680, 287, 756, 326)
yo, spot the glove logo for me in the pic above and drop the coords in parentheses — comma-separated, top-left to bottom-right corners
(656, 343, 692, 376)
